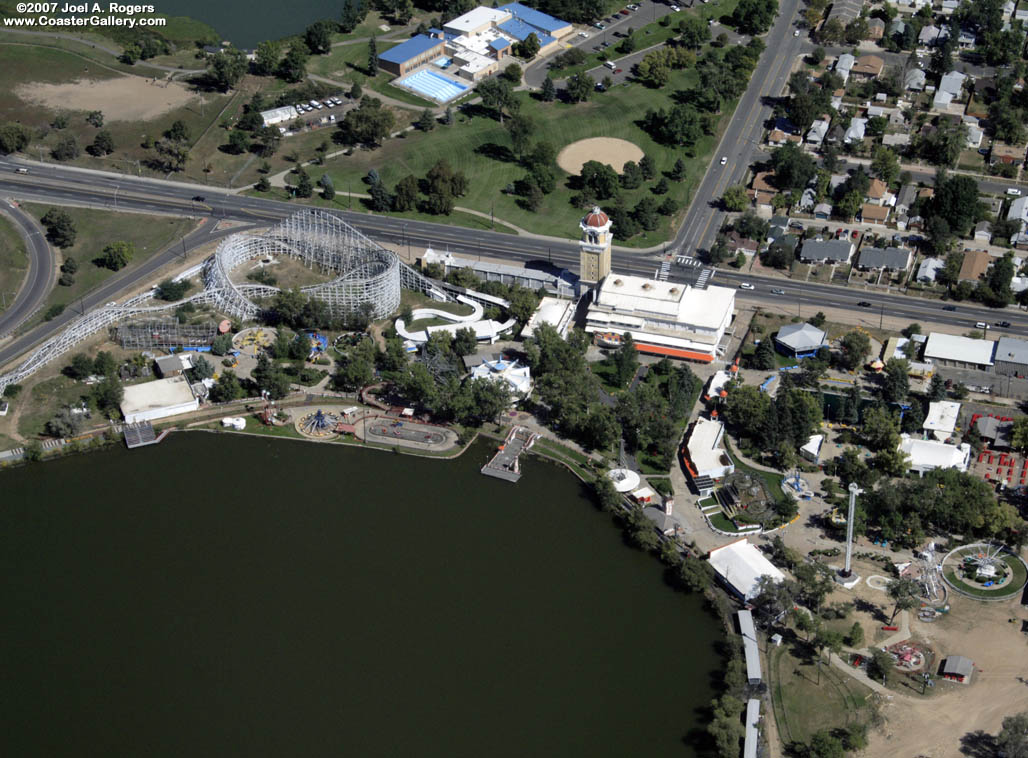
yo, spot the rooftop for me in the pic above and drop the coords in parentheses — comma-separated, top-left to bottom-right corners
(995, 336, 1028, 366)
(687, 417, 730, 476)
(775, 322, 826, 352)
(924, 332, 995, 366)
(707, 539, 786, 600)
(594, 274, 735, 330)
(498, 2, 568, 34)
(444, 7, 510, 34)
(899, 434, 971, 472)
(378, 35, 442, 64)
(120, 375, 196, 416)
(924, 400, 961, 437)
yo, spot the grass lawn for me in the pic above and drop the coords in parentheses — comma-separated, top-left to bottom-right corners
(399, 289, 476, 315)
(303, 65, 739, 247)
(769, 643, 870, 745)
(0, 213, 28, 314)
(20, 204, 196, 325)
(252, 185, 520, 234)
(17, 375, 91, 438)
(944, 553, 1027, 599)
(708, 511, 742, 532)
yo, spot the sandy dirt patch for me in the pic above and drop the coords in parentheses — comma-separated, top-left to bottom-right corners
(15, 76, 196, 121)
(556, 137, 644, 175)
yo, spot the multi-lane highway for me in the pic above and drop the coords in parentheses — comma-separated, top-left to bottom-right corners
(0, 199, 53, 338)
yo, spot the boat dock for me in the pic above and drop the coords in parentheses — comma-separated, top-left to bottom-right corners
(123, 421, 168, 449)
(481, 426, 537, 483)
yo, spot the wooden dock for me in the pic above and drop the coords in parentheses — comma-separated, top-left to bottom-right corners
(481, 426, 537, 483)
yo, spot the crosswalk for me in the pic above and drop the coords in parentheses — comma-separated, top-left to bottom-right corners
(657, 260, 671, 281)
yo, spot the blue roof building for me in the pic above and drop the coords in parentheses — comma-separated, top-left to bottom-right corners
(497, 18, 556, 47)
(498, 2, 570, 34)
(489, 38, 512, 52)
(378, 34, 446, 75)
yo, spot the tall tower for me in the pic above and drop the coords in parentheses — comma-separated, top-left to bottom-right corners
(579, 206, 612, 287)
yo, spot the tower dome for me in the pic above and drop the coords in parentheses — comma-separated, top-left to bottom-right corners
(583, 207, 610, 228)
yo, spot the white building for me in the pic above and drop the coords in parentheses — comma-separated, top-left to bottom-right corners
(923, 332, 996, 371)
(899, 434, 971, 475)
(120, 375, 199, 424)
(923, 400, 961, 441)
(738, 609, 762, 684)
(584, 274, 735, 362)
(800, 434, 824, 463)
(704, 370, 734, 402)
(522, 296, 575, 340)
(683, 417, 734, 495)
(469, 357, 533, 400)
(707, 538, 786, 601)
(260, 105, 300, 127)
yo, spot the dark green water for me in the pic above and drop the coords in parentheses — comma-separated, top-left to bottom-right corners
(0, 433, 722, 757)
(162, 1, 356, 49)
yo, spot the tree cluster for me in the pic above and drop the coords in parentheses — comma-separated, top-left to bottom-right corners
(722, 384, 823, 469)
(337, 96, 396, 147)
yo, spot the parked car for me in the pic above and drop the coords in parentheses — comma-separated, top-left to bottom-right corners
(794, 29, 800, 36)
(613, 68, 622, 73)
(593, 22, 605, 29)
(620, 9, 631, 16)
(670, 4, 681, 10)
(1006, 187, 1022, 196)
(851, 229, 859, 239)
(578, 31, 589, 37)
(739, 282, 755, 290)
(857, 301, 872, 307)
(835, 228, 844, 238)
(627, 3, 640, 9)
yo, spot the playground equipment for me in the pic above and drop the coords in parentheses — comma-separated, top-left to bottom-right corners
(297, 408, 341, 438)
(259, 390, 276, 426)
(781, 470, 815, 501)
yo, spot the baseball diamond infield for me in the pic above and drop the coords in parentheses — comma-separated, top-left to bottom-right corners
(556, 137, 645, 175)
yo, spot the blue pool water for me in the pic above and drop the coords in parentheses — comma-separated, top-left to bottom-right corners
(399, 69, 468, 102)
(434, 56, 452, 68)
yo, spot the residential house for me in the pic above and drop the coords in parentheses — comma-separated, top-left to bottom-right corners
(844, 118, 867, 144)
(867, 18, 885, 40)
(851, 55, 885, 80)
(813, 202, 833, 219)
(904, 68, 927, 92)
(888, 19, 907, 37)
(866, 178, 894, 206)
(965, 122, 984, 149)
(826, 0, 863, 26)
(918, 25, 949, 47)
(957, 28, 977, 48)
(806, 119, 830, 146)
(1003, 0, 1016, 21)
(991, 141, 1026, 167)
(799, 239, 854, 264)
(1007, 195, 1028, 233)
(799, 187, 817, 211)
(958, 249, 992, 282)
(861, 204, 890, 225)
(1016, 0, 1028, 22)
(726, 231, 758, 256)
(749, 171, 777, 213)
(933, 70, 967, 110)
(857, 246, 912, 270)
(974, 221, 993, 243)
(940, 0, 960, 14)
(768, 129, 801, 147)
(894, 184, 917, 216)
(835, 53, 855, 84)
(917, 257, 945, 282)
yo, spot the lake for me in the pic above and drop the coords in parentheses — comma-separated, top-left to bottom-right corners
(161, 0, 365, 49)
(0, 433, 723, 757)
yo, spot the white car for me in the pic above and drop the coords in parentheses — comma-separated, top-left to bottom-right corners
(578, 30, 589, 37)
(794, 29, 800, 36)
(1006, 187, 1022, 196)
(739, 283, 755, 290)
(720, 156, 727, 165)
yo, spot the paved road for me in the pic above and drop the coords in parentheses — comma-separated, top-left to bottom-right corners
(670, 0, 807, 260)
(0, 199, 54, 338)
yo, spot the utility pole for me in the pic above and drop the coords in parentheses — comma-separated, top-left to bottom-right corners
(879, 301, 884, 330)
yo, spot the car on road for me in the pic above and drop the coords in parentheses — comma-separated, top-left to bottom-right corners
(857, 301, 872, 307)
(942, 305, 957, 311)
(720, 156, 727, 165)
(771, 288, 785, 295)
(1006, 187, 1021, 196)
(975, 321, 988, 329)
(192, 195, 206, 202)
(794, 29, 800, 36)
(739, 282, 755, 290)
(995, 320, 1012, 327)
(670, 4, 681, 9)
(14, 167, 28, 174)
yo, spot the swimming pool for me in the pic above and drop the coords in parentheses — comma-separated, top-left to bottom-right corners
(399, 69, 468, 103)
(434, 56, 452, 68)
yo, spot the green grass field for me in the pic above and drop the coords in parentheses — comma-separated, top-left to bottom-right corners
(302, 72, 735, 246)
(769, 643, 870, 745)
(20, 204, 196, 325)
(17, 375, 91, 438)
(0, 214, 29, 314)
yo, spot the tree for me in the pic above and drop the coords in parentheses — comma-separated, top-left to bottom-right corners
(770, 142, 817, 191)
(502, 62, 522, 84)
(93, 351, 116, 376)
(751, 337, 776, 370)
(51, 136, 80, 161)
(868, 648, 894, 685)
(98, 241, 133, 271)
(677, 556, 713, 593)
(92, 377, 124, 418)
(338, 96, 396, 146)
(861, 405, 900, 452)
(279, 45, 309, 82)
(846, 621, 865, 647)
(89, 130, 115, 156)
(540, 76, 556, 102)
(881, 357, 910, 403)
(190, 355, 215, 381)
(505, 113, 533, 156)
(677, 14, 711, 49)
(255, 175, 271, 192)
(416, 108, 436, 132)
(620, 161, 643, 189)
(41, 208, 77, 248)
(207, 48, 247, 92)
(227, 130, 250, 155)
(670, 158, 686, 181)
(155, 279, 191, 301)
(564, 73, 594, 104)
(209, 370, 243, 402)
(253, 40, 282, 76)
(838, 330, 871, 371)
(211, 333, 234, 355)
(579, 160, 620, 200)
(339, 0, 368, 31)
(304, 20, 334, 54)
(349, 81, 363, 100)
(45, 407, 83, 438)
(808, 730, 846, 758)
(514, 32, 540, 59)
(0, 122, 30, 155)
(997, 712, 1028, 758)
(871, 145, 900, 184)
(452, 327, 478, 357)
(393, 174, 419, 212)
(732, 0, 779, 35)
(611, 333, 639, 387)
(367, 34, 378, 76)
(886, 577, 919, 623)
(722, 185, 749, 212)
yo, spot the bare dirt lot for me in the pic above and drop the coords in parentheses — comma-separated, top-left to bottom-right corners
(15, 76, 196, 121)
(556, 137, 644, 175)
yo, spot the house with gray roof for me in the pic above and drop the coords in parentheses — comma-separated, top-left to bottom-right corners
(775, 322, 827, 356)
(799, 238, 854, 264)
(835, 53, 855, 83)
(941, 655, 974, 683)
(919, 25, 949, 46)
(856, 246, 912, 271)
(806, 119, 830, 146)
(917, 257, 945, 282)
(934, 70, 967, 110)
(883, 133, 911, 149)
(905, 68, 927, 91)
(813, 202, 833, 219)
(974, 221, 993, 242)
(994, 336, 1028, 377)
(895, 184, 917, 216)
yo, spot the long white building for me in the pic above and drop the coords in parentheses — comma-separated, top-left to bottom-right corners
(584, 274, 735, 362)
